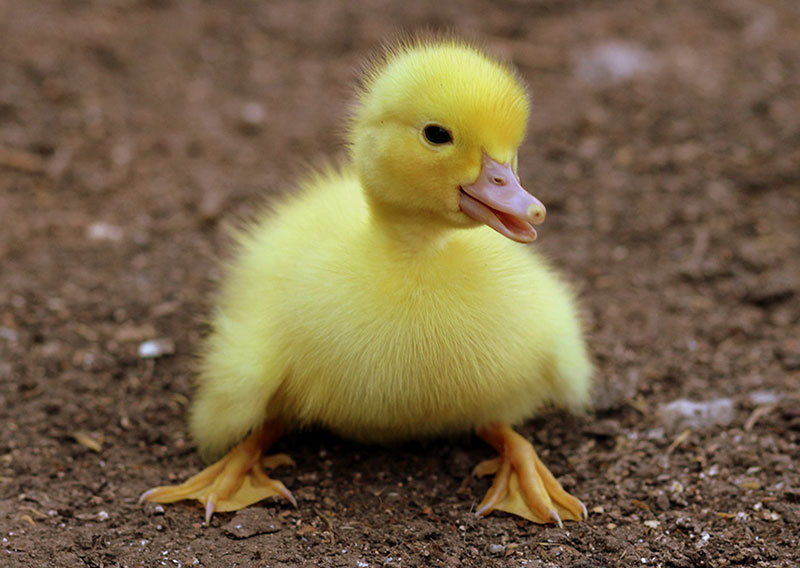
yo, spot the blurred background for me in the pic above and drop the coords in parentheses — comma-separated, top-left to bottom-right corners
(1, 1, 798, 566)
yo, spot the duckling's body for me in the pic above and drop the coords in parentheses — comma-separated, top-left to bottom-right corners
(143, 39, 592, 526)
(195, 167, 589, 451)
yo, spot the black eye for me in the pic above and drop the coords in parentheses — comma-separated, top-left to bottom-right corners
(423, 125, 453, 145)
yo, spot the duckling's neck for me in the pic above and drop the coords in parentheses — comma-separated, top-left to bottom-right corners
(366, 197, 454, 256)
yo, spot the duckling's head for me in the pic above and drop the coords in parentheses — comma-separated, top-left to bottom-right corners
(350, 40, 546, 243)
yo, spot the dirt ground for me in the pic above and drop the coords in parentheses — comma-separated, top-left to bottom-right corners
(1, 0, 799, 566)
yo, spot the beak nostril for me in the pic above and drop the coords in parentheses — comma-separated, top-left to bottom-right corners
(491, 176, 506, 186)
(526, 204, 546, 224)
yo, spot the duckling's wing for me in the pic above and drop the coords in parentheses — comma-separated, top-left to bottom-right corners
(189, 307, 288, 460)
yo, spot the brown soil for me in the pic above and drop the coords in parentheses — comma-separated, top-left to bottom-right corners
(2, 1, 799, 567)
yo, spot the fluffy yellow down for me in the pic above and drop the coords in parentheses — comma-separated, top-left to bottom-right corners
(189, 39, 592, 459)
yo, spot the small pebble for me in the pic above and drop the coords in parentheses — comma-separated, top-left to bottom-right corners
(695, 532, 711, 549)
(138, 339, 175, 359)
(760, 510, 780, 522)
(658, 398, 734, 432)
(749, 391, 782, 405)
(239, 102, 265, 134)
(574, 41, 660, 85)
(0, 328, 18, 342)
(86, 222, 124, 242)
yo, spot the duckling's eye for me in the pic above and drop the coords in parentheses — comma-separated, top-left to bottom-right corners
(423, 125, 453, 145)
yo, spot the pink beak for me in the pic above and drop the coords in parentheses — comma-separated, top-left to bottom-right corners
(459, 154, 546, 243)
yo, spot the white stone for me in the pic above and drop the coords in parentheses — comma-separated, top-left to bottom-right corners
(138, 338, 175, 359)
(575, 41, 660, 85)
(658, 398, 735, 432)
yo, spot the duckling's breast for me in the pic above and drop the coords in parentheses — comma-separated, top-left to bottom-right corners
(266, 231, 576, 443)
(229, 172, 589, 442)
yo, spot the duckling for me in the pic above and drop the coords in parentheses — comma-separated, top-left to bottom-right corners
(142, 38, 592, 526)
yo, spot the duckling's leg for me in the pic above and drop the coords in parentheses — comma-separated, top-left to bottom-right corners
(140, 421, 296, 523)
(473, 423, 586, 526)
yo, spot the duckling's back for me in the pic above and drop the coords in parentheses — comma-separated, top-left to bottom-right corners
(191, 167, 591, 454)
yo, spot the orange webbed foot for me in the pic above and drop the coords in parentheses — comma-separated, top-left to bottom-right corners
(140, 423, 295, 524)
(473, 423, 586, 526)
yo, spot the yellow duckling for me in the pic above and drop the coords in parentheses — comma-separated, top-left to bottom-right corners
(142, 38, 592, 526)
